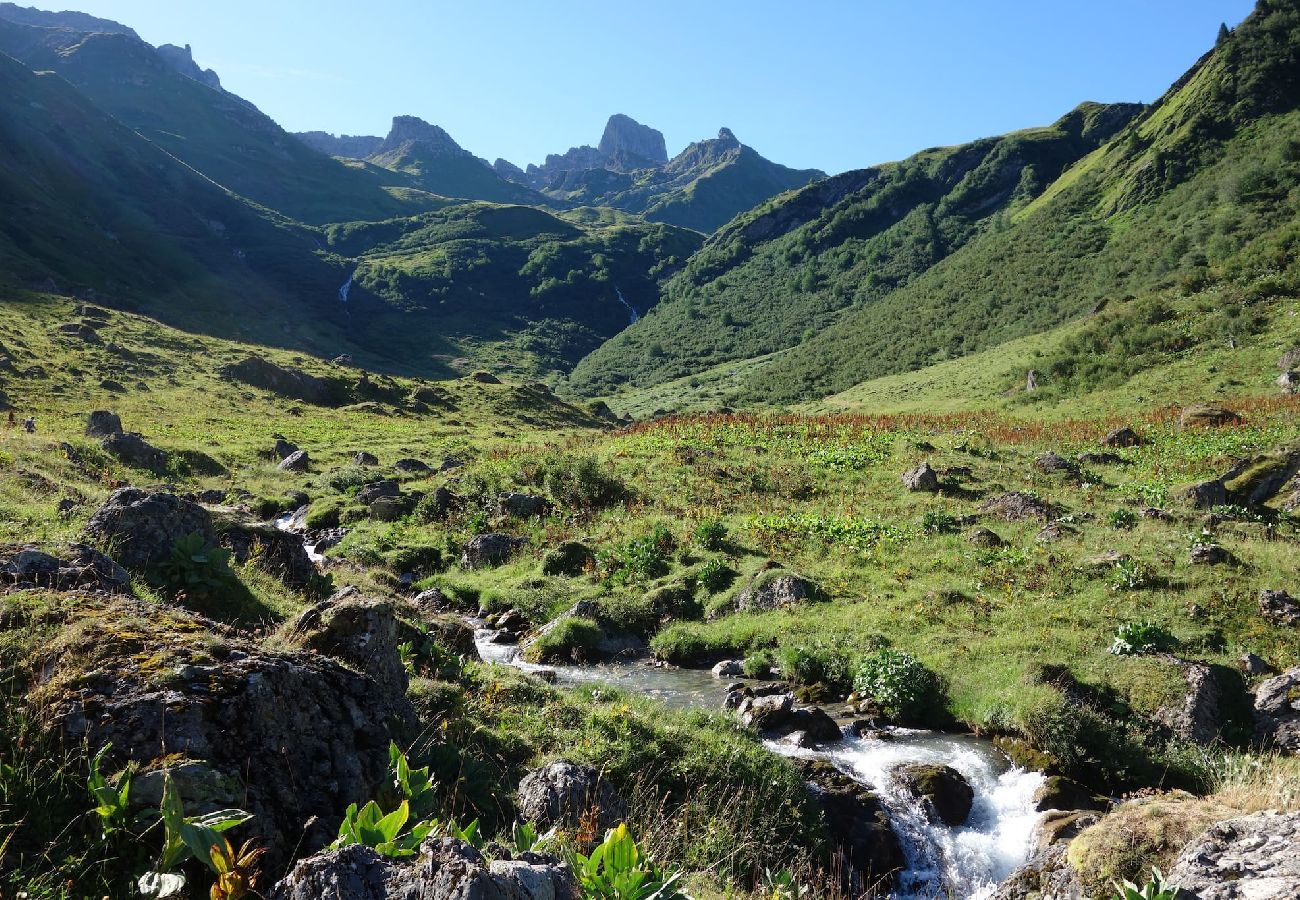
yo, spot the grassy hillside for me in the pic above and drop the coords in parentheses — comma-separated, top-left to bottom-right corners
(565, 102, 1140, 399)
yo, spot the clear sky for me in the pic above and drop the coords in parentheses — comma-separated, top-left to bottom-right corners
(65, 0, 1256, 175)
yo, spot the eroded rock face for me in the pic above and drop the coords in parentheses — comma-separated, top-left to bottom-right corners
(0, 542, 130, 593)
(220, 356, 333, 405)
(1255, 665, 1300, 754)
(892, 764, 974, 826)
(1155, 660, 1246, 747)
(799, 760, 904, 896)
(1166, 810, 1300, 899)
(85, 488, 216, 569)
(737, 692, 793, 730)
(516, 760, 626, 830)
(271, 838, 578, 900)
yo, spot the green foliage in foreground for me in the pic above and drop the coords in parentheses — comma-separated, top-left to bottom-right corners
(569, 823, 687, 900)
(1112, 868, 1179, 900)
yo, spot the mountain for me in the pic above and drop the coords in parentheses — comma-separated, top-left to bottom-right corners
(565, 101, 1142, 399)
(0, 1, 133, 36)
(0, 15, 446, 225)
(498, 114, 824, 232)
(296, 131, 385, 159)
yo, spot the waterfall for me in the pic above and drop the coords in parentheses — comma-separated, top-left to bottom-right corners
(614, 286, 639, 324)
(338, 272, 354, 303)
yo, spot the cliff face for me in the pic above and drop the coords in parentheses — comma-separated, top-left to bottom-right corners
(598, 112, 668, 166)
(295, 131, 384, 159)
(155, 43, 222, 91)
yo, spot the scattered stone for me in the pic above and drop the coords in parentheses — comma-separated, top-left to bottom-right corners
(1035, 522, 1077, 543)
(393, 457, 431, 473)
(356, 480, 401, 505)
(278, 449, 310, 472)
(1280, 371, 1299, 394)
(541, 541, 595, 577)
(1190, 543, 1235, 566)
(979, 491, 1053, 522)
(1035, 451, 1078, 476)
(85, 488, 215, 569)
(1281, 347, 1300, 372)
(516, 760, 626, 830)
(1166, 810, 1300, 899)
(1102, 426, 1142, 448)
(100, 431, 170, 470)
(273, 438, 299, 460)
(353, 451, 378, 466)
(902, 461, 940, 492)
(220, 356, 332, 405)
(1077, 451, 1123, 466)
(1179, 479, 1228, 509)
(410, 588, 448, 615)
(798, 760, 904, 896)
(1254, 666, 1300, 754)
(711, 660, 744, 678)
(1223, 447, 1300, 506)
(1260, 589, 1300, 627)
(368, 496, 407, 522)
(1180, 403, 1243, 428)
(0, 543, 130, 593)
(99, 379, 125, 392)
(728, 568, 817, 616)
(462, 533, 524, 569)
(892, 764, 974, 826)
(967, 526, 1004, 548)
(1141, 507, 1172, 520)
(441, 456, 465, 471)
(56, 322, 101, 344)
(497, 491, 546, 518)
(737, 693, 794, 731)
(84, 410, 122, 436)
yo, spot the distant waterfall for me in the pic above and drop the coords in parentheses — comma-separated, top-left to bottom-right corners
(338, 272, 354, 303)
(614, 286, 639, 324)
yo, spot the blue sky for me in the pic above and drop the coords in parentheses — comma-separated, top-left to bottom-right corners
(69, 1, 1255, 175)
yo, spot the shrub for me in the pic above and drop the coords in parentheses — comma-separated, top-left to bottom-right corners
(1108, 508, 1138, 530)
(776, 645, 853, 691)
(521, 453, 626, 512)
(1110, 621, 1177, 655)
(1108, 559, 1157, 592)
(743, 649, 777, 678)
(692, 520, 727, 551)
(568, 823, 686, 900)
(695, 558, 732, 593)
(600, 527, 675, 584)
(853, 649, 943, 724)
(920, 510, 963, 535)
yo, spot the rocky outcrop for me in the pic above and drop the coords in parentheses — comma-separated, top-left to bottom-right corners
(374, 116, 474, 160)
(155, 43, 221, 90)
(220, 356, 333, 405)
(979, 491, 1054, 521)
(516, 760, 626, 830)
(737, 692, 794, 730)
(1254, 665, 1300, 754)
(902, 461, 940, 492)
(1222, 446, 1300, 506)
(1165, 810, 1300, 898)
(799, 760, 905, 895)
(598, 114, 668, 166)
(1154, 660, 1245, 746)
(1036, 451, 1080, 477)
(496, 492, 545, 518)
(219, 522, 314, 589)
(709, 566, 818, 619)
(1180, 479, 1228, 509)
(0, 542, 130, 593)
(1260, 589, 1300, 627)
(462, 533, 525, 569)
(84, 410, 122, 436)
(271, 837, 578, 900)
(892, 764, 974, 826)
(294, 131, 384, 159)
(84, 488, 216, 569)
(279, 449, 310, 472)
(1102, 426, 1142, 448)
(1179, 404, 1243, 428)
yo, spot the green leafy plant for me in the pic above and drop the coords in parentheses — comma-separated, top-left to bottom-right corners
(332, 799, 434, 858)
(154, 531, 237, 597)
(1107, 508, 1138, 530)
(692, 520, 727, 551)
(853, 649, 942, 723)
(87, 743, 132, 840)
(920, 510, 962, 535)
(1110, 620, 1178, 655)
(510, 820, 553, 854)
(1108, 558, 1156, 592)
(388, 741, 437, 820)
(138, 773, 253, 898)
(569, 823, 686, 900)
(695, 558, 731, 593)
(743, 648, 777, 679)
(763, 868, 811, 900)
(600, 527, 675, 584)
(1112, 867, 1178, 900)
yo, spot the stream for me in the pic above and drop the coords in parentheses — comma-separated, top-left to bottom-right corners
(614, 286, 640, 325)
(474, 629, 1043, 899)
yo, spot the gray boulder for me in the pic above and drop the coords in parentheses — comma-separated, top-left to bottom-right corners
(1102, 426, 1142, 448)
(356, 480, 401, 505)
(353, 451, 379, 466)
(85, 488, 215, 569)
(1190, 543, 1235, 566)
(273, 438, 299, 460)
(1255, 666, 1300, 754)
(1260, 589, 1300, 627)
(784, 707, 844, 745)
(220, 356, 332, 405)
(712, 659, 744, 678)
(798, 760, 904, 895)
(978, 491, 1053, 521)
(1180, 479, 1228, 509)
(967, 526, 1005, 548)
(1180, 404, 1243, 428)
(85, 410, 122, 436)
(892, 763, 973, 826)
(902, 462, 940, 492)
(279, 449, 310, 472)
(1036, 451, 1079, 476)
(516, 760, 626, 830)
(369, 496, 408, 522)
(462, 533, 524, 569)
(737, 692, 794, 730)
(497, 492, 546, 518)
(219, 522, 314, 589)
(716, 568, 818, 619)
(0, 542, 130, 593)
(1154, 660, 1244, 746)
(1166, 810, 1300, 899)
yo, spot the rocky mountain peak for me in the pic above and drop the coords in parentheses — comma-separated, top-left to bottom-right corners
(598, 113, 667, 165)
(155, 43, 221, 91)
(376, 115, 470, 159)
(717, 127, 738, 143)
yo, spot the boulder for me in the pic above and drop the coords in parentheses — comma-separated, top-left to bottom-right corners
(497, 491, 546, 518)
(279, 449, 310, 472)
(967, 526, 1005, 548)
(271, 837, 577, 900)
(470, 371, 501, 384)
(353, 451, 379, 466)
(1279, 371, 1299, 394)
(84, 488, 216, 569)
(892, 763, 973, 826)
(1281, 347, 1300, 372)
(1154, 660, 1245, 746)
(991, 844, 1083, 900)
(902, 461, 940, 492)
(1035, 451, 1079, 476)
(1223, 447, 1300, 506)
(1166, 810, 1300, 899)
(516, 760, 626, 830)
(100, 431, 169, 470)
(1190, 543, 1235, 566)
(979, 491, 1053, 521)
(411, 587, 449, 615)
(393, 457, 431, 474)
(798, 760, 904, 895)
(1032, 776, 1110, 813)
(273, 438, 300, 460)
(541, 541, 595, 577)
(220, 356, 333, 405)
(1179, 479, 1228, 509)
(56, 322, 101, 343)
(462, 533, 524, 569)
(369, 496, 408, 522)
(716, 568, 818, 619)
(783, 707, 843, 745)
(1260, 589, 1300, 627)
(356, 481, 401, 505)
(1101, 426, 1142, 448)
(1033, 810, 1103, 854)
(0, 542, 130, 593)
(1180, 404, 1243, 428)
(737, 692, 794, 730)
(712, 659, 744, 678)
(1035, 522, 1078, 543)
(219, 522, 314, 589)
(84, 410, 122, 436)
(1254, 666, 1300, 754)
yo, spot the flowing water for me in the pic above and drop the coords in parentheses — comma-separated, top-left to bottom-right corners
(272, 507, 328, 563)
(338, 273, 354, 303)
(614, 286, 639, 324)
(474, 629, 1043, 898)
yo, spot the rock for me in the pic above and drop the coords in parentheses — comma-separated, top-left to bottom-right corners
(84, 410, 122, 436)
(85, 488, 216, 569)
(1032, 776, 1110, 813)
(0, 542, 130, 593)
(783, 707, 843, 745)
(56, 322, 101, 343)
(991, 844, 1083, 900)
(1279, 371, 1299, 394)
(37, 597, 401, 873)
(1223, 447, 1300, 506)
(902, 461, 940, 492)
(541, 541, 595, 577)
(470, 371, 501, 384)
(357, 480, 401, 505)
(1166, 810, 1300, 899)
(220, 356, 333, 405)
(1281, 347, 1300, 372)
(1036, 451, 1079, 476)
(1033, 810, 1103, 853)
(353, 451, 379, 466)
(1254, 666, 1300, 754)
(737, 692, 794, 731)
(979, 491, 1053, 521)
(271, 837, 577, 900)
(279, 449, 310, 472)
(1180, 404, 1243, 428)
(1179, 479, 1228, 509)
(273, 438, 300, 460)
(411, 588, 449, 615)
(598, 113, 668, 164)
(283, 592, 411, 719)
(219, 523, 314, 589)
(798, 760, 905, 895)
(1241, 653, 1271, 675)
(723, 682, 753, 711)
(723, 568, 817, 617)
(1035, 522, 1077, 543)
(100, 431, 169, 470)
(516, 760, 626, 830)
(892, 764, 974, 826)
(1190, 543, 1235, 566)
(1154, 661, 1244, 746)
(369, 496, 407, 522)
(712, 659, 744, 678)
(1102, 426, 1142, 448)
(441, 456, 466, 471)
(967, 526, 1005, 548)
(393, 457, 431, 473)
(497, 492, 546, 518)
(1260, 589, 1300, 627)
(1077, 451, 1124, 466)
(462, 533, 524, 569)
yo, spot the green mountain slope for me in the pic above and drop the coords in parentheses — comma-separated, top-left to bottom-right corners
(735, 0, 1300, 404)
(0, 18, 445, 224)
(565, 102, 1141, 398)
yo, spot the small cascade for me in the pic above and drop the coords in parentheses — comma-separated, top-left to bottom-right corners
(272, 507, 328, 564)
(338, 272, 354, 303)
(614, 286, 639, 324)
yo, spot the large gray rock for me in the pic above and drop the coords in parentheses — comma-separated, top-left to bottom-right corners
(1180, 404, 1243, 428)
(462, 533, 524, 569)
(516, 760, 626, 830)
(902, 462, 940, 492)
(1102, 426, 1142, 448)
(497, 492, 546, 518)
(0, 542, 130, 593)
(737, 692, 794, 730)
(219, 522, 314, 589)
(1166, 810, 1300, 899)
(711, 568, 818, 619)
(100, 431, 169, 470)
(271, 838, 578, 900)
(1154, 660, 1244, 746)
(892, 764, 974, 826)
(1180, 479, 1228, 509)
(220, 356, 332, 405)
(84, 488, 215, 569)
(798, 760, 904, 896)
(84, 410, 122, 437)
(598, 113, 668, 165)
(279, 449, 310, 472)
(1260, 589, 1300, 627)
(979, 491, 1053, 521)
(1255, 665, 1300, 754)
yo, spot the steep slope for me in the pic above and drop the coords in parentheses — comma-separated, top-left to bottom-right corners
(566, 102, 1141, 398)
(0, 17, 443, 224)
(736, 0, 1300, 405)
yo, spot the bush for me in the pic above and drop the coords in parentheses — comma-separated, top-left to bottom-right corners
(695, 558, 732, 594)
(525, 617, 604, 663)
(692, 520, 728, 551)
(853, 649, 943, 724)
(1108, 508, 1138, 530)
(1110, 620, 1177, 655)
(777, 645, 854, 692)
(743, 649, 777, 678)
(600, 527, 675, 584)
(520, 453, 626, 512)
